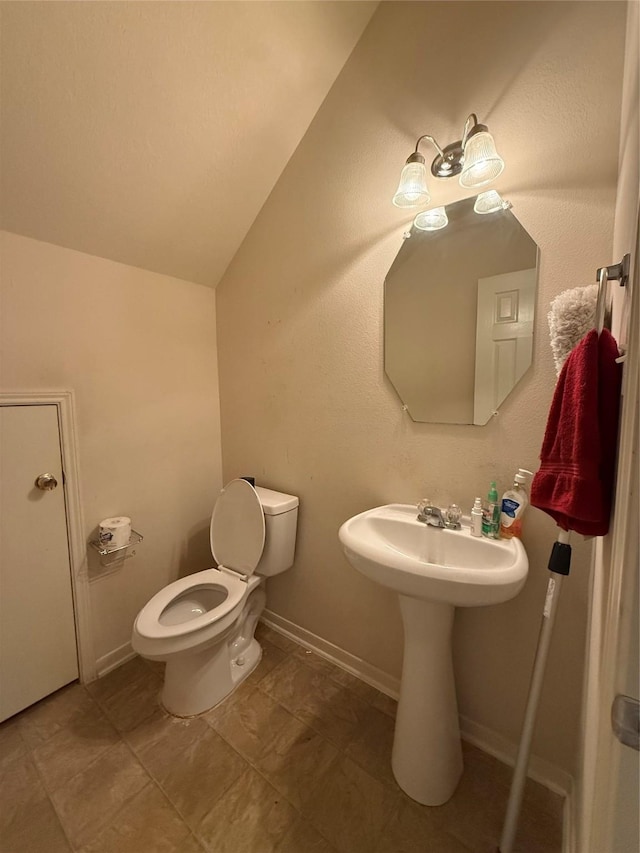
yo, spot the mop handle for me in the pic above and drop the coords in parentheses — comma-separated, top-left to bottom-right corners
(498, 529, 571, 853)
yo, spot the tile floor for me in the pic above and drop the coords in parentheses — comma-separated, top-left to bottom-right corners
(0, 624, 563, 852)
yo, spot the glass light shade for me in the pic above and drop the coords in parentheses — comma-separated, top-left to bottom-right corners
(459, 130, 505, 188)
(413, 206, 448, 231)
(473, 190, 505, 214)
(393, 161, 430, 208)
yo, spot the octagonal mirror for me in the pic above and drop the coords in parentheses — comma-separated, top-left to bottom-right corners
(384, 195, 539, 425)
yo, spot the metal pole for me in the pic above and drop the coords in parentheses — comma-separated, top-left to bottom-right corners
(498, 529, 570, 853)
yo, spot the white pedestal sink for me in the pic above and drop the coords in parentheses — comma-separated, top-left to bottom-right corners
(339, 503, 528, 806)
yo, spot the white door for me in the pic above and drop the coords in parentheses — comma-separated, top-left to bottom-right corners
(473, 268, 536, 425)
(0, 404, 78, 721)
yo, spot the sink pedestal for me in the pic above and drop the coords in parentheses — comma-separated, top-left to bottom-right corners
(392, 595, 463, 805)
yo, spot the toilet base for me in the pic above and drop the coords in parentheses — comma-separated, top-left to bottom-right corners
(160, 583, 266, 717)
(162, 636, 262, 717)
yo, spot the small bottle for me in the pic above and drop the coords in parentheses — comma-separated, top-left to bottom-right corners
(482, 481, 500, 538)
(500, 469, 534, 539)
(471, 497, 483, 537)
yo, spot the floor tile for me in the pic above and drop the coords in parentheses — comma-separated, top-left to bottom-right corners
(255, 623, 298, 653)
(198, 766, 298, 853)
(205, 684, 294, 763)
(256, 715, 338, 810)
(177, 835, 206, 852)
(0, 751, 48, 832)
(0, 789, 72, 853)
(31, 703, 119, 792)
(140, 724, 247, 830)
(51, 741, 150, 849)
(302, 680, 370, 747)
(275, 817, 336, 853)
(328, 667, 382, 704)
(245, 638, 288, 687)
(260, 657, 369, 747)
(427, 742, 565, 852)
(78, 782, 191, 853)
(203, 678, 254, 724)
(16, 682, 96, 748)
(259, 655, 322, 710)
(292, 646, 339, 676)
(124, 706, 208, 757)
(372, 691, 398, 718)
(303, 755, 397, 853)
(86, 658, 150, 704)
(142, 658, 166, 677)
(0, 717, 27, 773)
(0, 653, 563, 853)
(376, 798, 468, 853)
(92, 668, 162, 732)
(346, 704, 396, 787)
(510, 786, 564, 853)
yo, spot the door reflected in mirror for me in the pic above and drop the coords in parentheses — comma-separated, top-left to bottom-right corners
(384, 195, 539, 424)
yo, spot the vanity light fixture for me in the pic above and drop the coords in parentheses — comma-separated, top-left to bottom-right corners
(413, 206, 448, 231)
(392, 159, 431, 208)
(473, 190, 511, 214)
(392, 114, 505, 208)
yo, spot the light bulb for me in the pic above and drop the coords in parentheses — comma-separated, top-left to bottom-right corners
(459, 130, 505, 188)
(473, 190, 507, 214)
(413, 206, 448, 231)
(393, 161, 430, 208)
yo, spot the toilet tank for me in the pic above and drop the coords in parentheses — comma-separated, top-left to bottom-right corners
(254, 486, 299, 576)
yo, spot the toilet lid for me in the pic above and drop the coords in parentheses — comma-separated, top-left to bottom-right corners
(210, 478, 265, 575)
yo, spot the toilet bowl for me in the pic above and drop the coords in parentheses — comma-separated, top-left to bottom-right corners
(132, 479, 298, 716)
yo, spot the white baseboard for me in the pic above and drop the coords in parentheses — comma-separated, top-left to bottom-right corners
(459, 715, 575, 853)
(261, 609, 401, 699)
(95, 641, 135, 679)
(459, 715, 572, 798)
(261, 609, 574, 828)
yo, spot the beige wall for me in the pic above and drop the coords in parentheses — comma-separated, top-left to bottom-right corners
(216, 0, 626, 777)
(1, 231, 223, 665)
(0, 1, 377, 287)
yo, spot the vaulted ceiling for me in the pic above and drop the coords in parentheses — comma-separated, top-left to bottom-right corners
(0, 1, 377, 286)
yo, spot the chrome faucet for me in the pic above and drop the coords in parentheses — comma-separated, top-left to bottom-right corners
(417, 500, 462, 530)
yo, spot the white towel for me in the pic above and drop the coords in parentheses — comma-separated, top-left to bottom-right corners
(548, 284, 598, 376)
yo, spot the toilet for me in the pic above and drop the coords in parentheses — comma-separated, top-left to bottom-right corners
(132, 478, 298, 717)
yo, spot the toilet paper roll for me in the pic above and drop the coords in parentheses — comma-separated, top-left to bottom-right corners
(99, 517, 132, 551)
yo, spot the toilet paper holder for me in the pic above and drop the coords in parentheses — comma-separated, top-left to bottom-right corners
(89, 529, 144, 557)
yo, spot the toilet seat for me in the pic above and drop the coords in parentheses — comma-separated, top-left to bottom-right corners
(132, 567, 250, 658)
(134, 480, 268, 657)
(210, 478, 265, 575)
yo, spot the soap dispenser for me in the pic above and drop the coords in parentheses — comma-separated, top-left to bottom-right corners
(500, 469, 534, 539)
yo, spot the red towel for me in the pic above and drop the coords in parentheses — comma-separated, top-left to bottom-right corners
(530, 328, 622, 536)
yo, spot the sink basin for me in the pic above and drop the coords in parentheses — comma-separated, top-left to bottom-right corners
(338, 503, 529, 807)
(338, 503, 528, 606)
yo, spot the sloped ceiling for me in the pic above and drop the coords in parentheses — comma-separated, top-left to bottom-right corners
(0, 1, 377, 286)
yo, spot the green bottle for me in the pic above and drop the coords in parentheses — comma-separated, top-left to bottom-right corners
(482, 481, 500, 538)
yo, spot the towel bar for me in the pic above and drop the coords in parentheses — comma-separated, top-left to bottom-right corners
(596, 252, 630, 288)
(595, 253, 630, 335)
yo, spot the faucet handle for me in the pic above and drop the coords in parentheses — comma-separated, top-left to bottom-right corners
(445, 504, 462, 528)
(417, 498, 433, 515)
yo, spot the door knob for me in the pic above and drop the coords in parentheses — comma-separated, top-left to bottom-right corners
(35, 473, 58, 491)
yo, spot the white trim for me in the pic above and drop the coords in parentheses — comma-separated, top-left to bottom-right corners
(96, 641, 135, 678)
(0, 391, 96, 682)
(459, 715, 572, 798)
(461, 717, 575, 853)
(583, 220, 639, 850)
(261, 609, 571, 802)
(261, 609, 401, 698)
